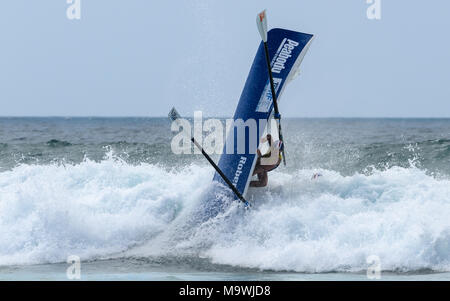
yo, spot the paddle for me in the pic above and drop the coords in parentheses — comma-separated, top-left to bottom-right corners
(168, 107, 251, 208)
(257, 10, 287, 166)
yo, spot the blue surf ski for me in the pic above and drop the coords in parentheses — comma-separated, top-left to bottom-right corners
(212, 28, 314, 201)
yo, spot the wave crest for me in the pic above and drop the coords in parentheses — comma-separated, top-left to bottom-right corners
(0, 155, 449, 273)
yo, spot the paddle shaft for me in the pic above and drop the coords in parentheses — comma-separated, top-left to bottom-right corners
(190, 138, 249, 205)
(263, 42, 287, 166)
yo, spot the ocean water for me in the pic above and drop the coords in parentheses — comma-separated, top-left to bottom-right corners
(0, 117, 449, 281)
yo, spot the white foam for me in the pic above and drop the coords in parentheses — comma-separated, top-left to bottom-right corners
(1, 155, 449, 272)
(0, 154, 212, 266)
(200, 168, 450, 272)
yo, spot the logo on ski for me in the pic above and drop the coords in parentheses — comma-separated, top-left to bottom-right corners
(271, 38, 300, 74)
(256, 78, 283, 113)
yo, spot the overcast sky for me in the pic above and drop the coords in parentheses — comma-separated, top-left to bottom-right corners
(0, 1, 449, 117)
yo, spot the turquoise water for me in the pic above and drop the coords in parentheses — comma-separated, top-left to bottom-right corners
(1, 259, 449, 281)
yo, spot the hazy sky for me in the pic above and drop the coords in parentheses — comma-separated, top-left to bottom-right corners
(1, 1, 449, 117)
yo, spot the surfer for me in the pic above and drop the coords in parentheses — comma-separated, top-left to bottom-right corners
(250, 134, 283, 187)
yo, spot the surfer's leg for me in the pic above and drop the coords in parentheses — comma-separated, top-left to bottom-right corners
(252, 153, 264, 176)
(250, 171, 268, 187)
(253, 165, 265, 175)
(260, 171, 268, 187)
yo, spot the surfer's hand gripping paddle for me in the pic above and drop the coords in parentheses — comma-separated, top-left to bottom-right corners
(168, 107, 251, 209)
(257, 10, 287, 166)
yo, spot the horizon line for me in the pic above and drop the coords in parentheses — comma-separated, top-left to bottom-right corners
(1, 115, 450, 119)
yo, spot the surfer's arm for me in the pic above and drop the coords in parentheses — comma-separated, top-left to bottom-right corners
(260, 136, 268, 143)
(261, 151, 271, 158)
(260, 135, 273, 157)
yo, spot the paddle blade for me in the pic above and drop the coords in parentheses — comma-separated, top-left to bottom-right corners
(168, 107, 181, 122)
(256, 9, 268, 42)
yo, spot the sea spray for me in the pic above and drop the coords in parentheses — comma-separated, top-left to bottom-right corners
(0, 154, 212, 266)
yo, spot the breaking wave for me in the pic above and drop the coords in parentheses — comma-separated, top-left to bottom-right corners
(0, 153, 449, 272)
